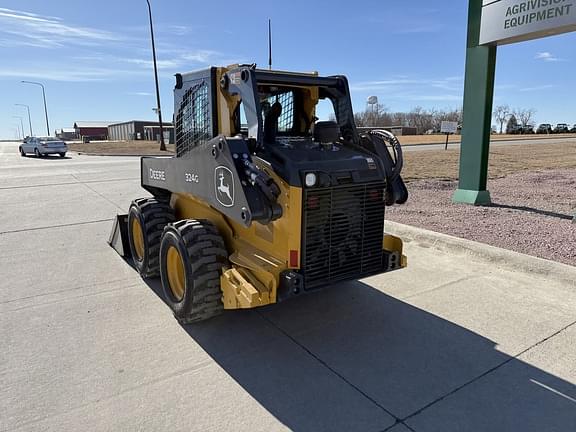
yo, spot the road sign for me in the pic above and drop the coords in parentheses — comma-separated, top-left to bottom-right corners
(441, 121, 459, 134)
(480, 0, 576, 45)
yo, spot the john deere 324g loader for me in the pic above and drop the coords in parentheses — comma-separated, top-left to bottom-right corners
(110, 64, 408, 323)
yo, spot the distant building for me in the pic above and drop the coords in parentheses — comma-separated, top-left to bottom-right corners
(55, 128, 77, 140)
(74, 121, 117, 141)
(108, 120, 174, 143)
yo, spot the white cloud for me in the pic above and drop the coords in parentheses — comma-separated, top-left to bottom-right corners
(0, 8, 121, 48)
(0, 66, 144, 82)
(406, 95, 462, 102)
(351, 76, 463, 93)
(519, 84, 557, 92)
(75, 49, 241, 73)
(127, 92, 153, 96)
(535, 52, 565, 62)
(120, 57, 183, 70)
(163, 24, 193, 36)
(0, 8, 242, 83)
(393, 24, 444, 34)
(350, 75, 464, 107)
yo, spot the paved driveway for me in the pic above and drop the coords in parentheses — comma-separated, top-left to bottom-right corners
(1, 141, 575, 431)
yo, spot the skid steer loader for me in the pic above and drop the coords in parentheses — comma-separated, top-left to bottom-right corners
(109, 64, 409, 323)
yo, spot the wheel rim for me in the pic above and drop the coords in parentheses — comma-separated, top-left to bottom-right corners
(166, 245, 185, 301)
(131, 218, 145, 261)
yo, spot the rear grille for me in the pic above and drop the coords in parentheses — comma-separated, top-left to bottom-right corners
(302, 182, 385, 289)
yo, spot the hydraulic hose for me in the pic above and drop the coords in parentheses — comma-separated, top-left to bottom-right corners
(364, 129, 409, 205)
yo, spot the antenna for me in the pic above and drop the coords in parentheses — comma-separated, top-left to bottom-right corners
(268, 19, 272, 70)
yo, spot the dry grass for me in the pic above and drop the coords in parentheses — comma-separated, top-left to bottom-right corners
(68, 140, 175, 155)
(402, 141, 576, 181)
(68, 140, 576, 182)
(398, 133, 576, 146)
(69, 135, 576, 155)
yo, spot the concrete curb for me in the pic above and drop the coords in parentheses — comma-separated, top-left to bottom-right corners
(385, 221, 576, 286)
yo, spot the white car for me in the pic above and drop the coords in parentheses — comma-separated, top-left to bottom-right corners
(20, 137, 67, 158)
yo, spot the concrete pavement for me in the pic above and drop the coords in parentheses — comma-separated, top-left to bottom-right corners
(1, 141, 575, 431)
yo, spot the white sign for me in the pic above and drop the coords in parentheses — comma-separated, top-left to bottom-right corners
(441, 121, 459, 134)
(480, 0, 576, 45)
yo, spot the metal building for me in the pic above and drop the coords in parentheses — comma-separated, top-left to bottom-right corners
(55, 128, 77, 140)
(108, 120, 174, 143)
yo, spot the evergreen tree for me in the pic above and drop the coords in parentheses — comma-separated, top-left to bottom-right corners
(506, 114, 518, 134)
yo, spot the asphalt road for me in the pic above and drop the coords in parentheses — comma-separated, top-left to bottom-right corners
(403, 136, 576, 151)
(1, 141, 575, 432)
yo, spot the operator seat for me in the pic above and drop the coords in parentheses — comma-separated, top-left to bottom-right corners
(314, 121, 340, 144)
(264, 102, 282, 143)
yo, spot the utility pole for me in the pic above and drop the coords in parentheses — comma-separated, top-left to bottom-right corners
(22, 81, 50, 135)
(12, 116, 24, 139)
(145, 0, 166, 151)
(15, 104, 33, 136)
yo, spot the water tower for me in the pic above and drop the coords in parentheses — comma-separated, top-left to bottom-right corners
(367, 96, 379, 126)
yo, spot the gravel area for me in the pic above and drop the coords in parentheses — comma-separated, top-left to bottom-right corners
(386, 169, 576, 267)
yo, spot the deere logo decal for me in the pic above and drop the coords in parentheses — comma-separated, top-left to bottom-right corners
(215, 166, 234, 207)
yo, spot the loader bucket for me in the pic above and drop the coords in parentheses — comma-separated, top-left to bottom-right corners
(108, 214, 131, 258)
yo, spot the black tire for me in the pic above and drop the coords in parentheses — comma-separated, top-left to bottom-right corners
(59, 153, 66, 158)
(127, 197, 175, 278)
(159, 219, 228, 323)
(19, 147, 25, 157)
(34, 148, 41, 158)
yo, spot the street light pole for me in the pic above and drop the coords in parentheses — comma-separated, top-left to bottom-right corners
(12, 126, 21, 140)
(22, 81, 50, 136)
(15, 104, 33, 136)
(145, 0, 166, 151)
(12, 116, 24, 139)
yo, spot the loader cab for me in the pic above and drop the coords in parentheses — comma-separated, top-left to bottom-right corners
(173, 65, 359, 158)
(171, 65, 406, 196)
(237, 89, 338, 144)
(222, 67, 360, 150)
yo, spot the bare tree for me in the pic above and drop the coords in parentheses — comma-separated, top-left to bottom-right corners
(493, 105, 510, 134)
(354, 103, 389, 127)
(514, 108, 537, 127)
(355, 105, 465, 134)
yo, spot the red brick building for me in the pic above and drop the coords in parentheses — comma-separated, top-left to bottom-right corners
(73, 121, 118, 141)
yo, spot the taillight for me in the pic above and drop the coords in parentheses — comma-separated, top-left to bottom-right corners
(290, 250, 299, 267)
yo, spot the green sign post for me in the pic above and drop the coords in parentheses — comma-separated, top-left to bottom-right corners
(453, 0, 496, 205)
(453, 0, 576, 205)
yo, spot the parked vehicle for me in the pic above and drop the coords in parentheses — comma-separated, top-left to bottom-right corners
(522, 125, 535, 134)
(19, 136, 67, 157)
(554, 123, 570, 134)
(507, 124, 523, 135)
(536, 124, 553, 134)
(571, 124, 576, 133)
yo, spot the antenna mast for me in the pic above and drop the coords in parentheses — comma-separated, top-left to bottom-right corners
(268, 19, 272, 70)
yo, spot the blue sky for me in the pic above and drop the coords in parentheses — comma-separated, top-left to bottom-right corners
(1, 0, 575, 139)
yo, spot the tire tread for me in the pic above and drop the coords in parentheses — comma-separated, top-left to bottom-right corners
(163, 219, 228, 323)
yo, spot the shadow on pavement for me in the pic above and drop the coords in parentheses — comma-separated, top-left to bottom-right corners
(21, 155, 73, 160)
(142, 277, 576, 432)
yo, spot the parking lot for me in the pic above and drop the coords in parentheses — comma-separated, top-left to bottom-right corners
(1, 141, 575, 432)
